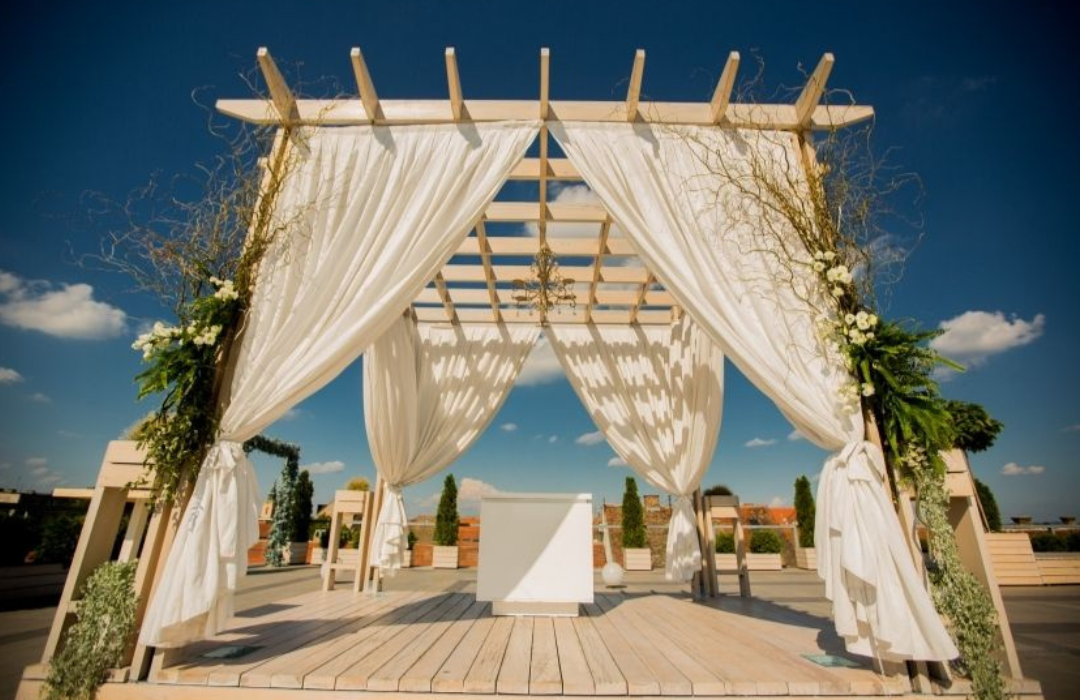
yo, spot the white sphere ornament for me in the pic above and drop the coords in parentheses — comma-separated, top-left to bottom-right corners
(601, 562, 625, 586)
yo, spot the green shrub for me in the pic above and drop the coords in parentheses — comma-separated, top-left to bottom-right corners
(1029, 532, 1066, 552)
(44, 560, 138, 700)
(973, 479, 1002, 532)
(1066, 531, 1080, 552)
(621, 477, 647, 549)
(39, 515, 84, 566)
(703, 484, 733, 497)
(793, 475, 815, 549)
(407, 530, 418, 551)
(715, 531, 735, 553)
(291, 470, 314, 542)
(434, 474, 459, 546)
(750, 529, 784, 554)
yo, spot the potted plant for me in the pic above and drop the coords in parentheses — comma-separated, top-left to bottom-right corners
(285, 469, 314, 565)
(621, 477, 651, 571)
(403, 530, 417, 568)
(714, 530, 738, 571)
(793, 475, 816, 569)
(748, 530, 784, 570)
(432, 474, 459, 569)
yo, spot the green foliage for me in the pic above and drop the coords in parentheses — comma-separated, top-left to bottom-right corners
(1068, 531, 1080, 552)
(1029, 532, 1068, 553)
(714, 531, 736, 553)
(910, 449, 1006, 700)
(750, 529, 784, 554)
(621, 477, 647, 549)
(345, 477, 370, 491)
(946, 400, 1004, 454)
(245, 435, 302, 566)
(703, 484, 733, 497)
(434, 474, 459, 547)
(291, 470, 314, 542)
(407, 530, 418, 551)
(973, 479, 1003, 533)
(44, 560, 139, 700)
(39, 515, 84, 566)
(793, 475, 816, 549)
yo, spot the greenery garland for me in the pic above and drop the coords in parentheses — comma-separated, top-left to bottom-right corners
(243, 435, 301, 566)
(44, 560, 139, 700)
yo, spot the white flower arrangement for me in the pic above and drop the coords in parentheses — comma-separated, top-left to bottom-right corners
(132, 278, 238, 360)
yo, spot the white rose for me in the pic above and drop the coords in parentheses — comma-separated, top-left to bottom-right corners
(831, 286, 844, 297)
(844, 313, 856, 325)
(824, 251, 836, 261)
(813, 261, 826, 272)
(861, 383, 875, 397)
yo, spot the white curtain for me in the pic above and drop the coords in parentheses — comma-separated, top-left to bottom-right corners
(547, 316, 723, 582)
(551, 121, 957, 662)
(365, 317, 540, 572)
(140, 121, 539, 647)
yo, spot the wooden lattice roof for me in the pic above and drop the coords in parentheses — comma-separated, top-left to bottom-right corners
(220, 48, 872, 325)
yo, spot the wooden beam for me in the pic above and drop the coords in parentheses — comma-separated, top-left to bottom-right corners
(538, 48, 551, 244)
(486, 201, 607, 223)
(455, 234, 634, 257)
(256, 47, 298, 123)
(795, 53, 835, 129)
(441, 263, 651, 285)
(710, 51, 740, 124)
(628, 272, 655, 323)
(349, 47, 380, 122)
(414, 306, 673, 325)
(216, 97, 873, 130)
(539, 48, 550, 120)
(626, 49, 645, 121)
(433, 272, 457, 323)
(474, 221, 501, 322)
(445, 47, 464, 121)
(585, 220, 612, 323)
(415, 286, 674, 308)
(508, 157, 581, 181)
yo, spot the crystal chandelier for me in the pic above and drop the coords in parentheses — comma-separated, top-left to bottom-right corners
(511, 244, 576, 319)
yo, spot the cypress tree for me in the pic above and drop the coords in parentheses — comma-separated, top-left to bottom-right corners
(434, 474, 459, 546)
(974, 478, 1003, 533)
(621, 477, 646, 549)
(290, 470, 314, 542)
(794, 475, 815, 549)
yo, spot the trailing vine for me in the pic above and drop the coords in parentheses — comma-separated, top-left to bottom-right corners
(44, 560, 139, 700)
(244, 435, 301, 566)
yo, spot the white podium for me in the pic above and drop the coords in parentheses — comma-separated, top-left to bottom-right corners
(477, 493, 594, 616)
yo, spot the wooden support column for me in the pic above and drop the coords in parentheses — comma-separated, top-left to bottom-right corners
(710, 51, 740, 124)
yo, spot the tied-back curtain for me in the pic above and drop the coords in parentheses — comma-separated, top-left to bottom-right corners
(140, 121, 539, 647)
(551, 121, 957, 662)
(546, 316, 723, 582)
(365, 317, 540, 572)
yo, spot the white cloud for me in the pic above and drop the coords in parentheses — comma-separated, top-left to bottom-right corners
(0, 270, 127, 340)
(745, 437, 777, 448)
(302, 460, 346, 475)
(31, 466, 49, 476)
(516, 337, 565, 387)
(768, 496, 786, 508)
(524, 184, 606, 239)
(548, 435, 559, 444)
(28, 392, 51, 404)
(1001, 462, 1045, 476)
(607, 456, 627, 467)
(930, 311, 1045, 368)
(39, 474, 63, 485)
(1065, 424, 1080, 433)
(500, 422, 518, 432)
(786, 429, 805, 442)
(0, 367, 24, 384)
(575, 430, 605, 446)
(458, 477, 502, 505)
(25, 457, 47, 467)
(279, 407, 303, 421)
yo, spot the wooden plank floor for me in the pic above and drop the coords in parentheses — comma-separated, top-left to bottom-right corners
(150, 589, 913, 696)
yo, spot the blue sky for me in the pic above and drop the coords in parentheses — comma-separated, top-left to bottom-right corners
(0, 2, 1076, 522)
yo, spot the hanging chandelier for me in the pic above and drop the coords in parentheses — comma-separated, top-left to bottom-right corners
(511, 243, 576, 318)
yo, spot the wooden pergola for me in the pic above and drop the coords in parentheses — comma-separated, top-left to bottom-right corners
(221, 47, 872, 327)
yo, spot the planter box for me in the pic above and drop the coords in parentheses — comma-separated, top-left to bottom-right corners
(335, 548, 360, 566)
(795, 548, 817, 570)
(402, 550, 413, 568)
(716, 553, 783, 571)
(310, 546, 327, 564)
(432, 545, 459, 569)
(282, 542, 310, 565)
(623, 548, 652, 571)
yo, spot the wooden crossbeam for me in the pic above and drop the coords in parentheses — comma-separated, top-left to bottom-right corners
(414, 306, 673, 325)
(455, 234, 634, 257)
(474, 221, 501, 322)
(217, 98, 873, 130)
(486, 201, 606, 223)
(626, 49, 645, 121)
(710, 51, 740, 124)
(415, 286, 674, 307)
(628, 272, 655, 323)
(538, 49, 551, 244)
(349, 48, 380, 122)
(433, 272, 457, 323)
(539, 48, 550, 120)
(585, 220, 612, 323)
(795, 53, 835, 129)
(441, 263, 650, 285)
(445, 48, 464, 121)
(256, 47, 298, 123)
(508, 158, 581, 181)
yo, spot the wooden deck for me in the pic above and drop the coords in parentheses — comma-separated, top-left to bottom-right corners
(142, 588, 911, 696)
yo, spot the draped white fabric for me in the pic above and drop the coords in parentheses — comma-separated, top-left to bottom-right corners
(551, 122, 957, 661)
(364, 317, 540, 572)
(546, 316, 723, 582)
(140, 121, 539, 647)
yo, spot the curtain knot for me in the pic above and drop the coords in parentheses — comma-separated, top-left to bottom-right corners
(834, 440, 887, 482)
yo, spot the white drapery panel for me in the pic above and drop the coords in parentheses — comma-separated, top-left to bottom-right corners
(546, 316, 723, 582)
(140, 121, 539, 647)
(551, 122, 957, 662)
(365, 317, 540, 572)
